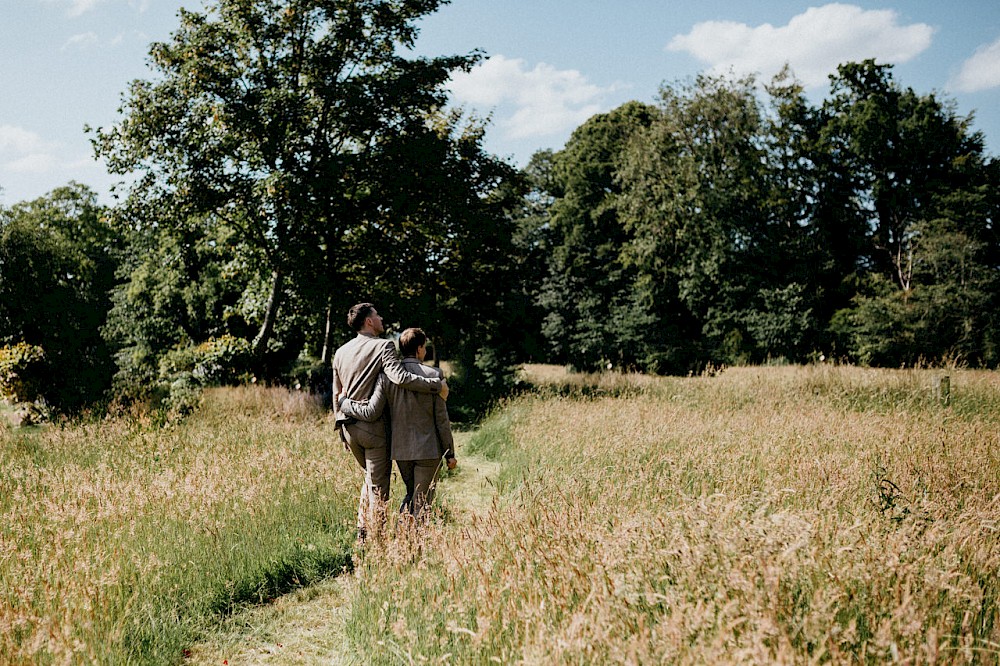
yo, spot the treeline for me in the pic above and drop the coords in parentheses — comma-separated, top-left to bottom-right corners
(1, 0, 998, 417)
(523, 62, 1000, 373)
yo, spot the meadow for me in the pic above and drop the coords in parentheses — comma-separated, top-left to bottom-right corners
(3, 365, 999, 664)
(342, 364, 1000, 664)
(0, 388, 358, 664)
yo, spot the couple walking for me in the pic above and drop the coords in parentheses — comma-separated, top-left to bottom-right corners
(332, 303, 456, 541)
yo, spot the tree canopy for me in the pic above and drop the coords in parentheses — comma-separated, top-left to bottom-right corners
(6, 43, 999, 415)
(526, 61, 1000, 371)
(92, 0, 521, 405)
(0, 183, 117, 409)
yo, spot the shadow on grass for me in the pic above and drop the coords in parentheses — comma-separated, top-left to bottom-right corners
(119, 532, 358, 664)
(206, 544, 356, 617)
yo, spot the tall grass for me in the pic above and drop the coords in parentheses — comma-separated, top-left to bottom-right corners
(1, 387, 357, 664)
(346, 365, 1000, 663)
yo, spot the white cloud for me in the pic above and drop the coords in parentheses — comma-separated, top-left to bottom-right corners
(0, 127, 108, 203)
(5, 153, 62, 174)
(40, 0, 106, 17)
(0, 125, 56, 155)
(41, 0, 148, 17)
(448, 55, 617, 139)
(950, 36, 1000, 93)
(0, 125, 63, 175)
(62, 31, 100, 51)
(60, 29, 145, 52)
(667, 3, 933, 88)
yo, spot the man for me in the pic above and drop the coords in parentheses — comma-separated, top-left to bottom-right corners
(333, 303, 446, 540)
(340, 327, 456, 520)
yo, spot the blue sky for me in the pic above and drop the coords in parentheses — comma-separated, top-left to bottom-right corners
(2, 0, 1000, 206)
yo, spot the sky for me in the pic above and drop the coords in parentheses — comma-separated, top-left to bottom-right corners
(2, 0, 1000, 206)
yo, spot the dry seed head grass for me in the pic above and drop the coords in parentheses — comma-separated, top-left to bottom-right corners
(0, 386, 355, 664)
(352, 365, 1000, 664)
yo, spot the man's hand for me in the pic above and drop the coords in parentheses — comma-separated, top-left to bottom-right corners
(439, 379, 449, 402)
(446, 456, 457, 470)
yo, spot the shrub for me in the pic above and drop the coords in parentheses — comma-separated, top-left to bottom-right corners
(0, 342, 48, 403)
(286, 355, 332, 403)
(148, 336, 254, 419)
(445, 344, 520, 423)
(159, 335, 253, 387)
(163, 372, 204, 417)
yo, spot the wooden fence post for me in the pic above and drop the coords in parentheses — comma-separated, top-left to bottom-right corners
(936, 375, 951, 407)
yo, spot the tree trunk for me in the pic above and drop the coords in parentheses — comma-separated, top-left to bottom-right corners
(432, 335, 443, 368)
(253, 268, 284, 362)
(320, 301, 333, 366)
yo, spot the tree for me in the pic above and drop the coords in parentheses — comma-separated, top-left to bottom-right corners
(532, 101, 660, 371)
(0, 183, 117, 409)
(102, 210, 255, 392)
(326, 108, 527, 416)
(760, 69, 867, 358)
(821, 61, 990, 288)
(821, 61, 1000, 365)
(618, 74, 777, 366)
(92, 0, 483, 373)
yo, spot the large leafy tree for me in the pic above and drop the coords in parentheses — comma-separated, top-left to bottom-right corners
(759, 70, 868, 358)
(820, 60, 989, 289)
(512, 63, 998, 371)
(324, 109, 526, 415)
(821, 61, 1000, 365)
(532, 101, 659, 371)
(618, 74, 782, 365)
(0, 184, 117, 409)
(92, 0, 483, 371)
(102, 210, 255, 391)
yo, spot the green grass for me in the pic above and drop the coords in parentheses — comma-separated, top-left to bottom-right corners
(1, 387, 358, 664)
(7, 367, 1000, 664)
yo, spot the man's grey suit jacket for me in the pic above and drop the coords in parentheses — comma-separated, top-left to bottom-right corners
(388, 358, 454, 461)
(332, 333, 440, 448)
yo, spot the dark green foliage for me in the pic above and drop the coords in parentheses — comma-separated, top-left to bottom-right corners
(814, 61, 1000, 366)
(88, 0, 525, 412)
(741, 283, 814, 362)
(530, 101, 664, 372)
(6, 39, 998, 414)
(93, 0, 500, 376)
(0, 184, 118, 410)
(103, 210, 254, 395)
(521, 62, 1000, 371)
(159, 335, 253, 386)
(0, 342, 47, 403)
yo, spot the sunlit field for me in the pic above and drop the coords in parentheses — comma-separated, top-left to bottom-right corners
(346, 364, 1000, 664)
(0, 387, 357, 664)
(4, 366, 999, 664)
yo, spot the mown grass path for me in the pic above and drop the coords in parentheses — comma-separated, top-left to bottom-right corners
(187, 430, 498, 664)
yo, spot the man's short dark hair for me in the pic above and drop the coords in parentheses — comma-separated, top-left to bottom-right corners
(347, 303, 375, 332)
(399, 327, 426, 357)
